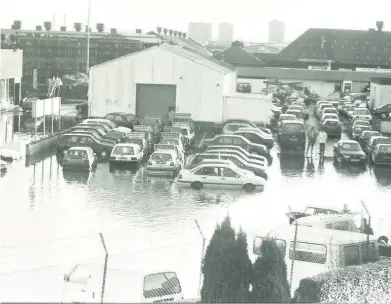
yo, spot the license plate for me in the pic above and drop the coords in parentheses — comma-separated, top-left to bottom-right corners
(290, 138, 298, 141)
(351, 159, 359, 162)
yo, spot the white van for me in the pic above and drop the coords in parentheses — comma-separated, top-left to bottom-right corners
(61, 264, 186, 303)
(252, 225, 378, 299)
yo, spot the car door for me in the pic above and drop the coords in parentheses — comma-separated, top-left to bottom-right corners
(193, 166, 221, 187)
(219, 167, 242, 189)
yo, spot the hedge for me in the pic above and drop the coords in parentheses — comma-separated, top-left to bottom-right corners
(296, 258, 391, 303)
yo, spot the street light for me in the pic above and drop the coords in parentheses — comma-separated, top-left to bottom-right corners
(86, 0, 92, 75)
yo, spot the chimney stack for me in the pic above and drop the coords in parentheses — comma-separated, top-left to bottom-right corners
(60, 26, 67, 31)
(13, 20, 21, 30)
(74, 22, 82, 32)
(163, 28, 168, 35)
(44, 21, 52, 31)
(136, 29, 142, 34)
(157, 26, 162, 34)
(110, 28, 117, 34)
(376, 21, 384, 32)
(97, 23, 104, 33)
(169, 29, 173, 36)
(183, 33, 187, 38)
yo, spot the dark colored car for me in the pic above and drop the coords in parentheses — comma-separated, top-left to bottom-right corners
(365, 136, 391, 155)
(56, 133, 114, 159)
(187, 153, 268, 180)
(321, 119, 342, 138)
(69, 126, 121, 144)
(202, 134, 272, 164)
(333, 140, 366, 165)
(372, 104, 391, 120)
(234, 129, 274, 149)
(277, 121, 306, 151)
(78, 122, 111, 133)
(69, 130, 118, 146)
(358, 131, 381, 148)
(372, 144, 391, 166)
(104, 112, 139, 130)
(75, 102, 89, 122)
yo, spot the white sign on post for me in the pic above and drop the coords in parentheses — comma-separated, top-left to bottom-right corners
(32, 98, 61, 118)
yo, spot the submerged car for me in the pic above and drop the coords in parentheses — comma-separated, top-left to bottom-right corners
(372, 144, 391, 166)
(109, 143, 144, 165)
(365, 136, 391, 155)
(372, 103, 391, 120)
(62, 147, 97, 171)
(321, 119, 342, 137)
(333, 140, 366, 165)
(352, 125, 371, 140)
(146, 144, 182, 177)
(278, 121, 306, 151)
(205, 145, 267, 166)
(233, 128, 274, 149)
(177, 163, 265, 192)
(358, 131, 381, 147)
(286, 206, 339, 224)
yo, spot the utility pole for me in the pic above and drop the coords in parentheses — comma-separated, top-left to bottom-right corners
(86, 0, 92, 74)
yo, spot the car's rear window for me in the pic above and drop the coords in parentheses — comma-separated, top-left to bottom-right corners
(355, 109, 370, 115)
(378, 145, 391, 153)
(341, 143, 361, 151)
(354, 126, 371, 132)
(363, 132, 379, 139)
(113, 146, 134, 155)
(325, 120, 339, 126)
(283, 123, 304, 132)
(376, 138, 391, 145)
(151, 153, 172, 162)
(66, 150, 88, 159)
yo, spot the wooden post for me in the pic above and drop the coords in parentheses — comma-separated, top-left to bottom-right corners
(43, 99, 46, 138)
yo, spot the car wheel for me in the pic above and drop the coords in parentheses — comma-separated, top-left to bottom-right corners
(191, 181, 203, 190)
(100, 149, 110, 159)
(381, 113, 387, 120)
(378, 236, 389, 245)
(243, 183, 256, 193)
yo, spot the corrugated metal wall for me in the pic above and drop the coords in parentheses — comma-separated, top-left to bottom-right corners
(89, 47, 234, 122)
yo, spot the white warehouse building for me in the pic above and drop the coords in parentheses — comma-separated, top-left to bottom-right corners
(88, 44, 237, 122)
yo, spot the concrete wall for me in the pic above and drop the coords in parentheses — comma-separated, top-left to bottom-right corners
(25, 133, 63, 158)
(0, 50, 23, 80)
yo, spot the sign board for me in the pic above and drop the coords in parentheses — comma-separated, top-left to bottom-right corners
(154, 144, 175, 151)
(308, 65, 328, 70)
(172, 122, 189, 128)
(175, 113, 192, 118)
(139, 118, 157, 125)
(32, 97, 61, 118)
(127, 132, 146, 138)
(134, 125, 153, 132)
(163, 126, 182, 132)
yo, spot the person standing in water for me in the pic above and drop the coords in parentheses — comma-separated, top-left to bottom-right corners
(306, 127, 317, 156)
(318, 128, 328, 159)
(167, 106, 175, 126)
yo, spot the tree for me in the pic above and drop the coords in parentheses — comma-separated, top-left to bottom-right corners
(250, 238, 290, 303)
(200, 216, 252, 303)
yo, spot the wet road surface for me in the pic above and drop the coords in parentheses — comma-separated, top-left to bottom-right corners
(1, 106, 391, 301)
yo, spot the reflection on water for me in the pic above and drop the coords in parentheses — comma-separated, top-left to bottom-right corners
(1, 142, 391, 301)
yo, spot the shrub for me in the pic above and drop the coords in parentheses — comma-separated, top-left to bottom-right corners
(250, 238, 290, 303)
(200, 216, 252, 303)
(296, 258, 391, 303)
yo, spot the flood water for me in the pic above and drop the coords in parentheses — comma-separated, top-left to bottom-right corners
(1, 109, 391, 301)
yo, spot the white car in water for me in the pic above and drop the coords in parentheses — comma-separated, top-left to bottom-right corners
(159, 136, 186, 162)
(109, 143, 144, 164)
(83, 118, 132, 134)
(352, 108, 372, 122)
(176, 162, 265, 192)
(147, 145, 182, 177)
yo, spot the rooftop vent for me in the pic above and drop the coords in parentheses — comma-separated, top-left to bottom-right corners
(376, 21, 384, 32)
(136, 29, 142, 34)
(36, 25, 42, 31)
(169, 29, 173, 36)
(74, 22, 82, 32)
(44, 21, 52, 31)
(110, 28, 117, 34)
(13, 20, 21, 30)
(85, 25, 91, 32)
(163, 28, 168, 35)
(157, 26, 162, 34)
(60, 26, 67, 31)
(97, 23, 104, 33)
(173, 30, 178, 37)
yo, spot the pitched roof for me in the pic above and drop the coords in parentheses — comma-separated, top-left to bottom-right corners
(279, 28, 391, 66)
(213, 46, 266, 66)
(90, 44, 235, 73)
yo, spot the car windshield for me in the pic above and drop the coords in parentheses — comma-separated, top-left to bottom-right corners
(151, 153, 172, 162)
(113, 146, 134, 155)
(355, 121, 370, 127)
(124, 114, 136, 121)
(325, 120, 339, 126)
(125, 138, 143, 146)
(161, 139, 179, 145)
(363, 132, 378, 139)
(378, 145, 391, 153)
(355, 109, 369, 115)
(66, 150, 88, 159)
(283, 123, 304, 132)
(341, 143, 361, 151)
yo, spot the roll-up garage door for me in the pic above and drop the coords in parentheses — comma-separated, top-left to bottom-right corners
(136, 84, 177, 118)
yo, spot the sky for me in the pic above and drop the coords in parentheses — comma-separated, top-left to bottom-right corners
(1, 0, 391, 42)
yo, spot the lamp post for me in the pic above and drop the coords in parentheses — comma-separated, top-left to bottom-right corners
(86, 0, 92, 75)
